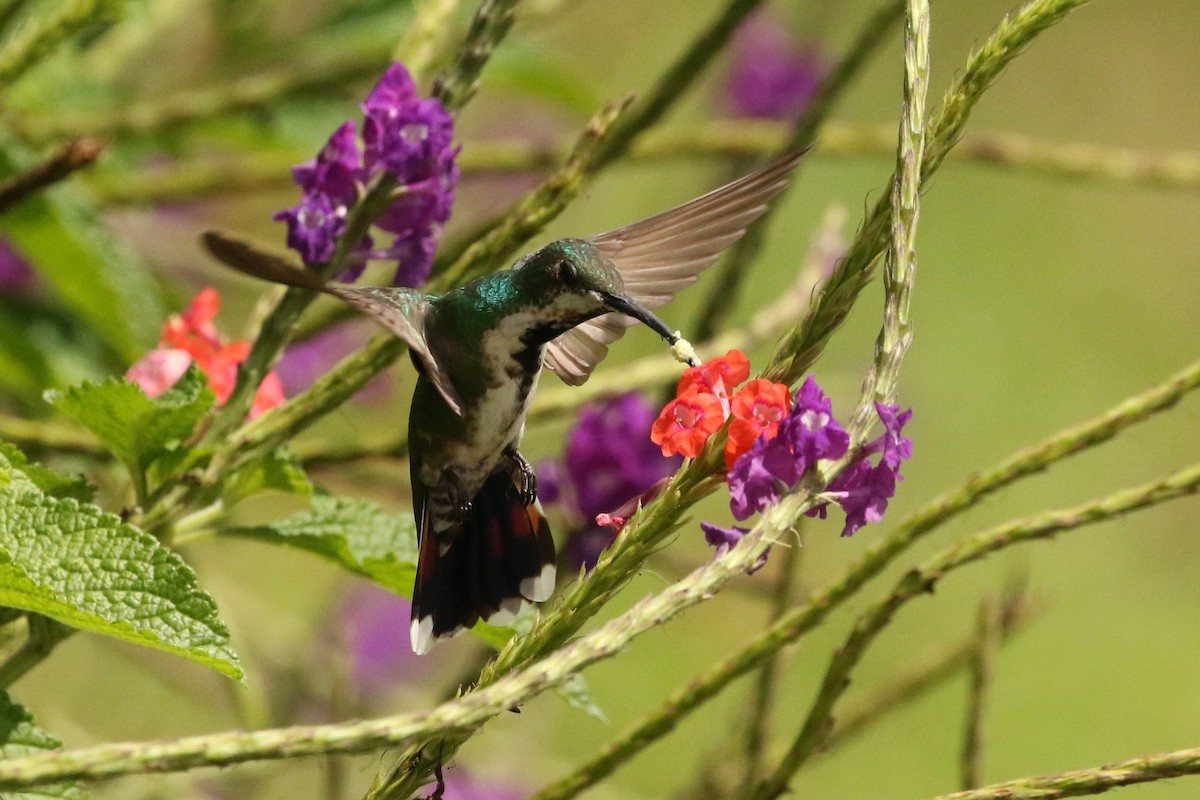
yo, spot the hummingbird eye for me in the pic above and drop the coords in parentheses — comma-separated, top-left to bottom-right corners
(556, 260, 579, 285)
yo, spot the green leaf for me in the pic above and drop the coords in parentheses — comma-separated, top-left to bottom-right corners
(222, 494, 508, 647)
(0, 134, 167, 363)
(222, 494, 418, 595)
(0, 442, 93, 502)
(557, 673, 608, 724)
(0, 452, 241, 679)
(45, 366, 214, 486)
(0, 690, 85, 799)
(222, 448, 312, 507)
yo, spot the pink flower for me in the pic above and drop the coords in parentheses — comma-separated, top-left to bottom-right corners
(127, 288, 286, 418)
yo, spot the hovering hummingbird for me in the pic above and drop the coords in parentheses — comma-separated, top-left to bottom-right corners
(205, 151, 803, 653)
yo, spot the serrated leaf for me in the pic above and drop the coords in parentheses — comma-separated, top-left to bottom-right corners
(0, 443, 93, 502)
(0, 452, 241, 679)
(222, 494, 418, 595)
(45, 366, 214, 484)
(557, 673, 608, 724)
(0, 134, 166, 362)
(222, 448, 312, 507)
(0, 690, 86, 799)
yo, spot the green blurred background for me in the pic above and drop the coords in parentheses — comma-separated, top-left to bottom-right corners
(3, 0, 1200, 798)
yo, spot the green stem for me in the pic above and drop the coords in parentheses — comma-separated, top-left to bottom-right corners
(89, 122, 1200, 206)
(736, 535, 803, 796)
(9, 46, 387, 140)
(752, 461, 1200, 799)
(928, 746, 1200, 800)
(591, 0, 766, 169)
(691, 0, 904, 342)
(0, 414, 105, 457)
(430, 97, 631, 289)
(764, 0, 1092, 389)
(0, 0, 118, 92)
(394, 0, 465, 82)
(960, 596, 1000, 790)
(828, 581, 1034, 749)
(0, 616, 72, 688)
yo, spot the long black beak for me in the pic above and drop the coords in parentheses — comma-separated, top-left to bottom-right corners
(599, 291, 698, 365)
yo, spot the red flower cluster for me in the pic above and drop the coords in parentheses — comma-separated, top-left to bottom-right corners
(650, 350, 791, 466)
(126, 288, 285, 418)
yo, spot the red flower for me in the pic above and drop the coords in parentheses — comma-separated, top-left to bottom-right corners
(651, 386, 725, 458)
(677, 349, 751, 399)
(127, 288, 285, 419)
(725, 378, 792, 468)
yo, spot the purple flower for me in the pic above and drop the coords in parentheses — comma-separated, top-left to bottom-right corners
(274, 62, 458, 285)
(782, 376, 851, 466)
(727, 376, 848, 521)
(542, 393, 681, 571)
(338, 583, 428, 695)
(808, 402, 913, 536)
(362, 65, 455, 182)
(273, 191, 346, 265)
(701, 521, 769, 574)
(724, 13, 826, 120)
(565, 393, 680, 519)
(0, 238, 35, 291)
(292, 120, 361, 205)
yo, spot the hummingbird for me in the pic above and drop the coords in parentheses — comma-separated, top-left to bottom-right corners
(204, 151, 803, 653)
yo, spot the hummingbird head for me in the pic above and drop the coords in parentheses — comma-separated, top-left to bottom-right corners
(513, 238, 680, 345)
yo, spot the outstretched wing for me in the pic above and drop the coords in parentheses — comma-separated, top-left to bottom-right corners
(201, 231, 464, 414)
(542, 150, 805, 385)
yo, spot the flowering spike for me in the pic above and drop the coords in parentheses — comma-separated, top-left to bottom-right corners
(274, 61, 458, 286)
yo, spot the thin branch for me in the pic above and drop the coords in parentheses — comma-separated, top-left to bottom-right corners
(764, 0, 1092, 390)
(0, 138, 102, 214)
(430, 0, 519, 111)
(0, 414, 105, 458)
(928, 746, 1200, 800)
(88, 122, 1200, 206)
(828, 581, 1035, 749)
(9, 47, 388, 140)
(0, 616, 72, 688)
(590, 0, 766, 169)
(753, 461, 1200, 800)
(691, 0, 904, 342)
(430, 96, 632, 289)
(961, 596, 1001, 790)
(0, 0, 117, 92)
(736, 536, 803, 796)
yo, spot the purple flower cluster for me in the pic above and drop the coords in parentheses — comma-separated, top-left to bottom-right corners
(541, 393, 681, 570)
(723, 376, 912, 538)
(274, 63, 458, 287)
(807, 402, 913, 537)
(724, 12, 826, 121)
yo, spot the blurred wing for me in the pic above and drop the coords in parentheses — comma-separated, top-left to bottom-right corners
(200, 231, 464, 414)
(326, 287, 464, 415)
(542, 150, 805, 385)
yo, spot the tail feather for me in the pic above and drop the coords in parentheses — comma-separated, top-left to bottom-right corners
(410, 470, 556, 654)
